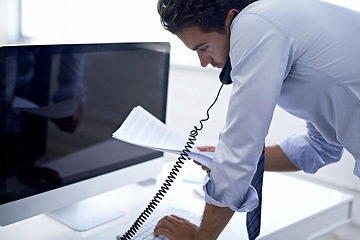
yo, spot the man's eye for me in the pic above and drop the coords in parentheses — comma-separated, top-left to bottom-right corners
(199, 46, 208, 51)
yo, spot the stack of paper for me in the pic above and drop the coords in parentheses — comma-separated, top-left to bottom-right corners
(13, 96, 83, 119)
(112, 106, 213, 169)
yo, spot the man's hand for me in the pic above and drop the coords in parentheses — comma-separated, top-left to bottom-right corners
(193, 146, 215, 173)
(51, 103, 83, 133)
(154, 215, 199, 240)
(197, 146, 215, 152)
(154, 204, 234, 240)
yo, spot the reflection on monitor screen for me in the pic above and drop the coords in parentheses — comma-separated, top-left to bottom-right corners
(0, 42, 170, 230)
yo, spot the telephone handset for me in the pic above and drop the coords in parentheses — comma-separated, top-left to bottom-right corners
(118, 67, 231, 240)
(219, 57, 233, 85)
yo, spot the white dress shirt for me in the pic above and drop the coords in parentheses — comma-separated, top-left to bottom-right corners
(203, 0, 360, 212)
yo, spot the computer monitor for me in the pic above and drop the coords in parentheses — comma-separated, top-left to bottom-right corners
(0, 42, 170, 230)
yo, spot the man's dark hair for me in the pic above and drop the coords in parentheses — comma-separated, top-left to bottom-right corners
(158, 0, 259, 34)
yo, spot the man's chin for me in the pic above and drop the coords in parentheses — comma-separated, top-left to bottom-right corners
(211, 63, 224, 69)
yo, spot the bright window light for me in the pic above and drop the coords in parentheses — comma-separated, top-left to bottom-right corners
(21, 0, 173, 42)
(19, 0, 360, 66)
(21, 0, 360, 40)
(323, 0, 360, 11)
(20, 0, 197, 65)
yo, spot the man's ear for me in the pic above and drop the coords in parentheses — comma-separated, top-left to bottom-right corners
(225, 9, 240, 28)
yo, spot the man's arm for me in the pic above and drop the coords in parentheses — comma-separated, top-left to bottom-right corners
(196, 145, 300, 172)
(154, 145, 298, 239)
(154, 203, 234, 240)
(194, 203, 234, 240)
(191, 146, 298, 240)
(265, 145, 300, 172)
(277, 122, 344, 174)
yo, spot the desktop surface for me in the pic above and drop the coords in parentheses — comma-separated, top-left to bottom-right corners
(0, 155, 353, 240)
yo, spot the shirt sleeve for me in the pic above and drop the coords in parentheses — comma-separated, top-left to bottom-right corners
(52, 48, 87, 103)
(278, 122, 344, 174)
(203, 14, 294, 212)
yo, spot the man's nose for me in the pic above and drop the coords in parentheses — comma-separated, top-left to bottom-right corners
(197, 51, 212, 68)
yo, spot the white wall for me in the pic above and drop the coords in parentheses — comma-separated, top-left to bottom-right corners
(0, 0, 11, 44)
(0, 0, 20, 45)
(0, 0, 198, 66)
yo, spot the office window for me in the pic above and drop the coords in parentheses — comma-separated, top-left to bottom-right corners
(18, 0, 360, 65)
(20, 0, 360, 39)
(324, 0, 360, 11)
(20, 0, 199, 65)
(20, 0, 171, 42)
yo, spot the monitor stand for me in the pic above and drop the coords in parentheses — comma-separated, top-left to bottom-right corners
(46, 199, 125, 231)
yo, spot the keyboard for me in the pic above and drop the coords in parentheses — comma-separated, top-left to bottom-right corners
(117, 207, 202, 240)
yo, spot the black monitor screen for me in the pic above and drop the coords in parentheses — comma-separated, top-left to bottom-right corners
(0, 42, 170, 205)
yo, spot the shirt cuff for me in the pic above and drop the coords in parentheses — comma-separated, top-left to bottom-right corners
(202, 174, 259, 212)
(278, 134, 325, 173)
(278, 127, 344, 175)
(52, 83, 87, 103)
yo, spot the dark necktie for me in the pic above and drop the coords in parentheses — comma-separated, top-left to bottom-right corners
(246, 147, 265, 240)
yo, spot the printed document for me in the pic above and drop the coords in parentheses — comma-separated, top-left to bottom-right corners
(13, 95, 83, 119)
(112, 106, 213, 169)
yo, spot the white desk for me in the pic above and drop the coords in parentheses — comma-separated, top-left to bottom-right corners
(0, 160, 353, 240)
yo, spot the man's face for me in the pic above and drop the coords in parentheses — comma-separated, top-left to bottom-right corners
(177, 27, 230, 69)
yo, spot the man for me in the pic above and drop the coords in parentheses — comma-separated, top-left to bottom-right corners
(155, 0, 360, 239)
(1, 46, 86, 188)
